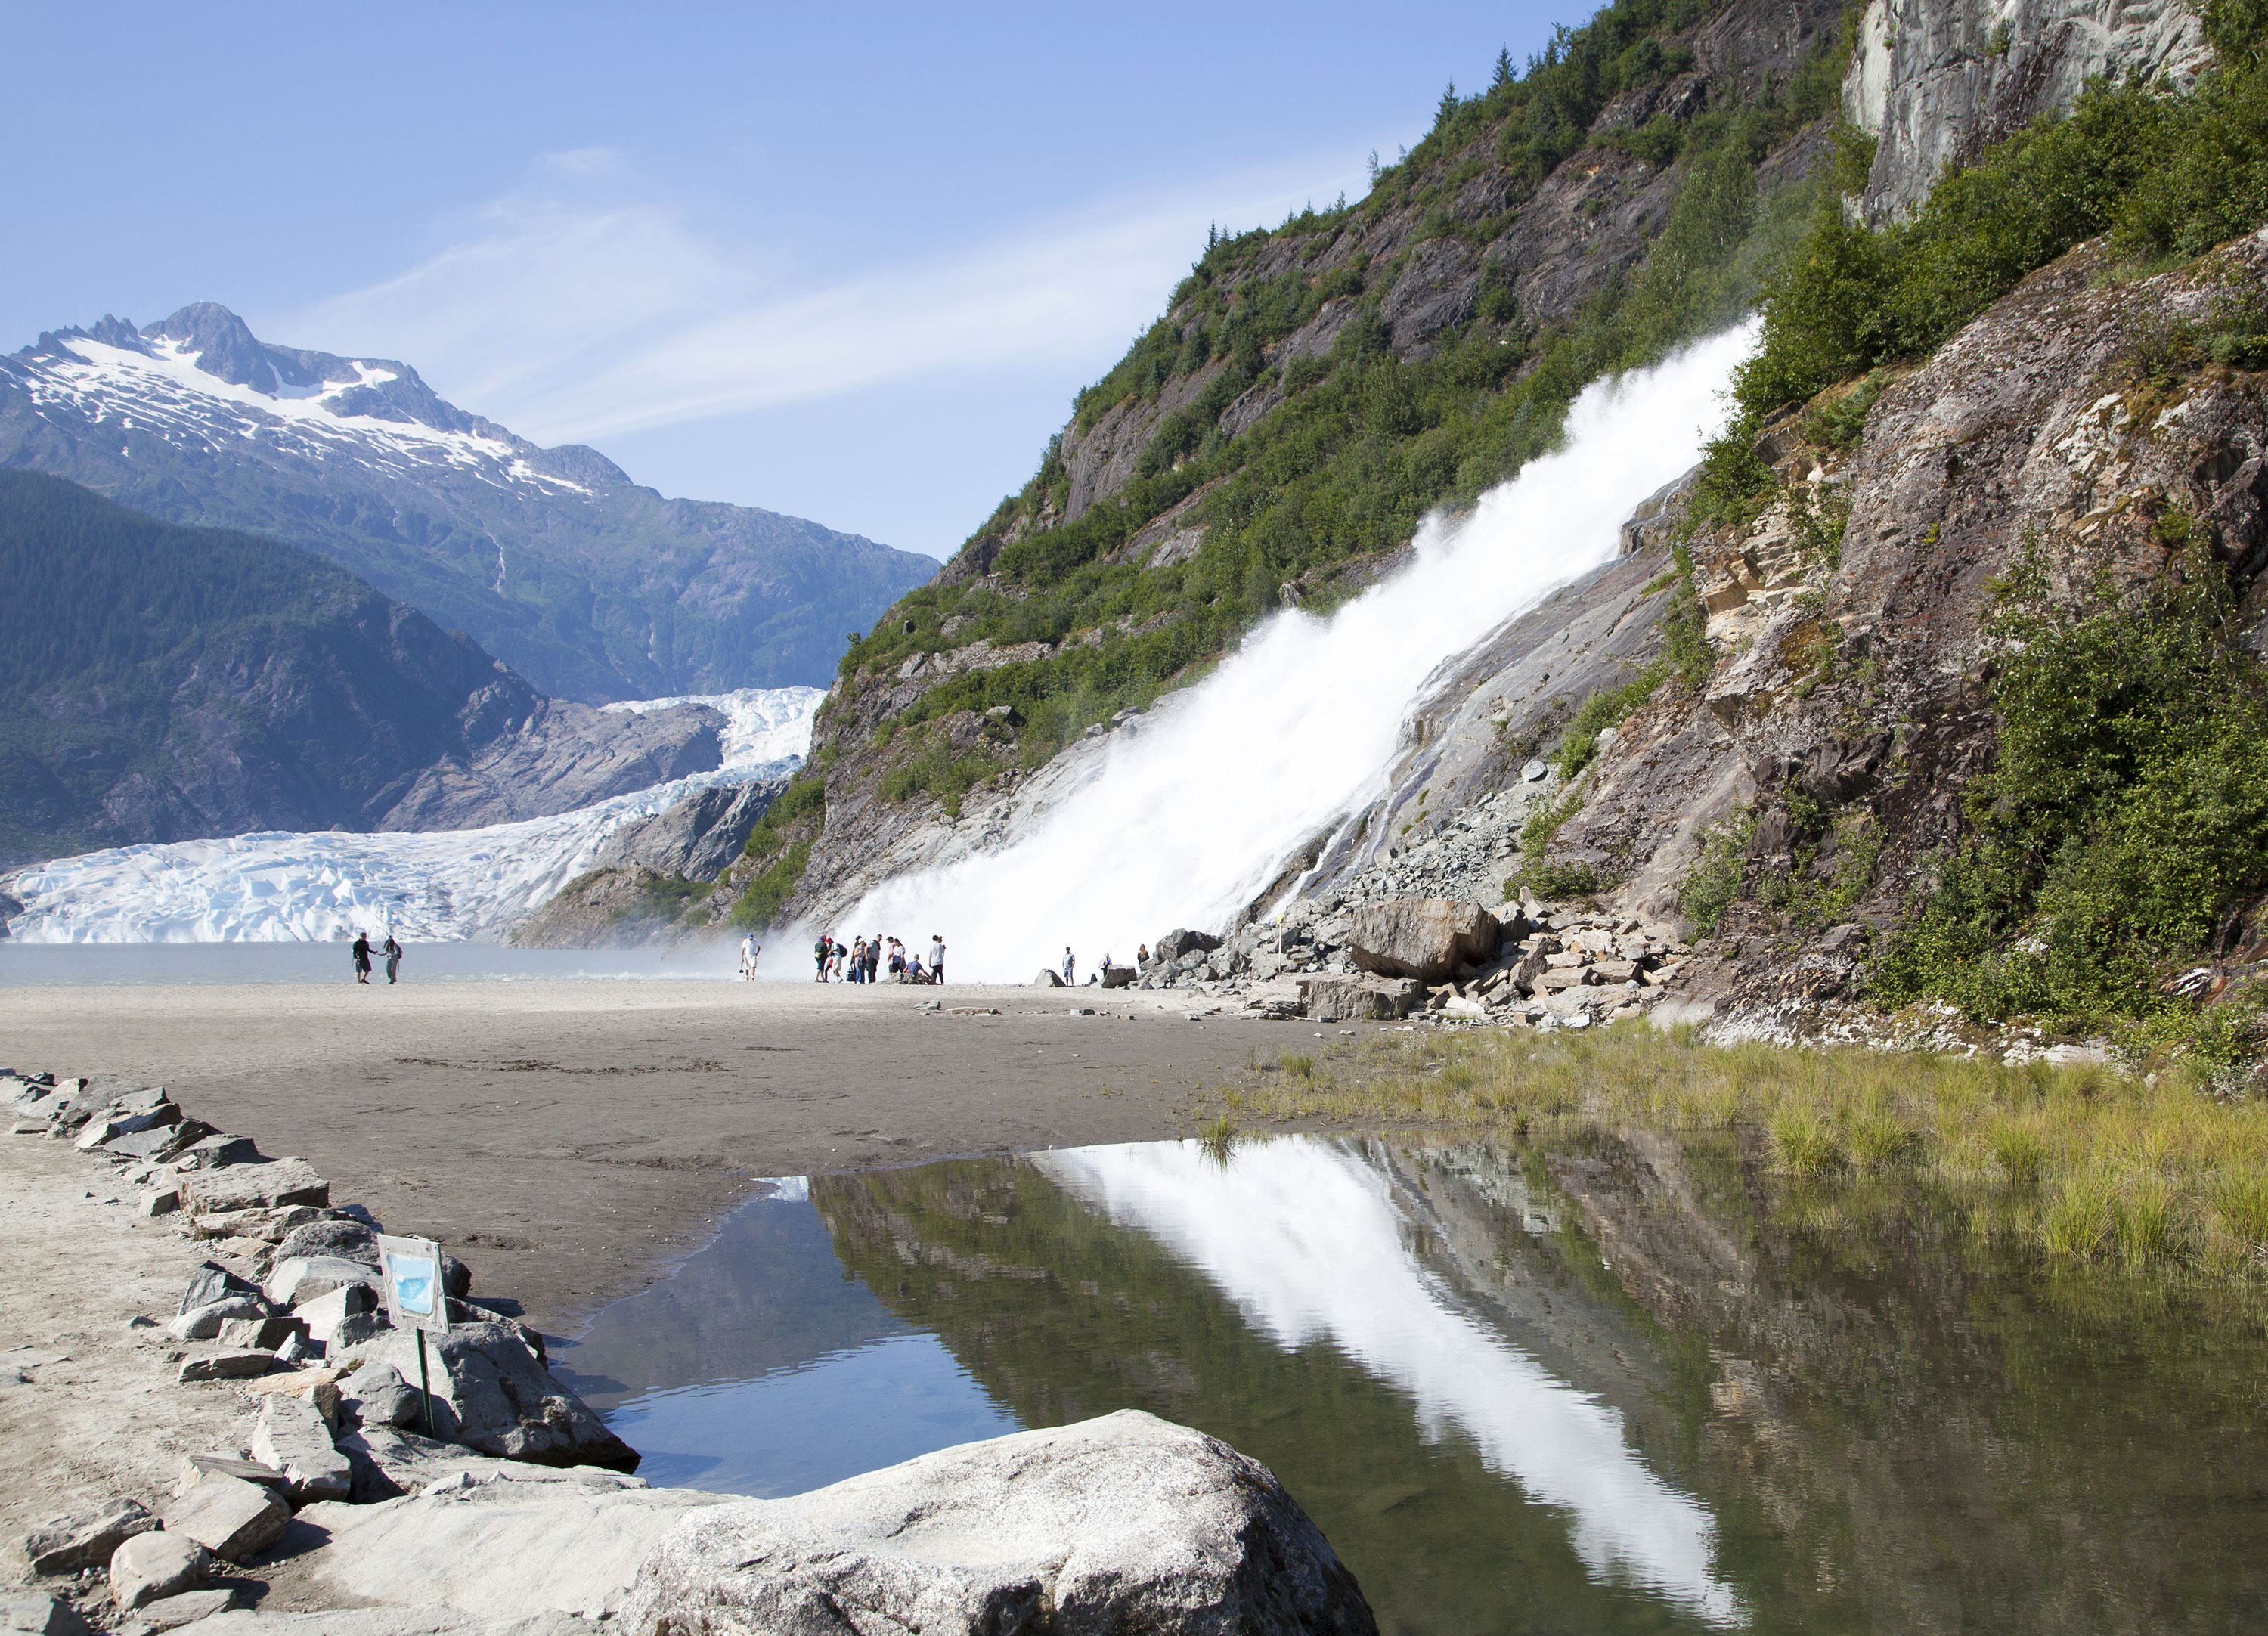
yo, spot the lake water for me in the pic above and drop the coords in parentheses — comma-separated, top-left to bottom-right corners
(556, 1132, 2268, 1634)
(0, 943, 737, 986)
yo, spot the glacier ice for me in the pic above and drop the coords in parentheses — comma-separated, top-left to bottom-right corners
(0, 687, 822, 945)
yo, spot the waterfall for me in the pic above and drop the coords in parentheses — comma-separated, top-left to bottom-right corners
(839, 324, 1755, 981)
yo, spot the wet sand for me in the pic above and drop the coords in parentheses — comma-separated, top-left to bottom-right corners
(0, 980, 1346, 1334)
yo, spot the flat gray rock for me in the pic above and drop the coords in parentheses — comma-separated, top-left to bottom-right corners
(286, 1482, 719, 1622)
(177, 1349, 275, 1383)
(163, 1474, 289, 1563)
(249, 1393, 352, 1504)
(138, 1588, 241, 1630)
(181, 1159, 326, 1214)
(621, 1410, 1375, 1636)
(110, 1532, 209, 1611)
(0, 1595, 93, 1635)
(178, 1262, 259, 1317)
(266, 1255, 382, 1309)
(20, 1495, 156, 1575)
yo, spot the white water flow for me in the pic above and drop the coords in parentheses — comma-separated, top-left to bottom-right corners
(845, 324, 1753, 980)
(1038, 1137, 1743, 1624)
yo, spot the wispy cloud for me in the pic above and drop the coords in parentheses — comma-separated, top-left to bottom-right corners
(274, 153, 1361, 448)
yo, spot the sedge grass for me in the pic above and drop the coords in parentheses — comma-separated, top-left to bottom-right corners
(1235, 1022, 2268, 1287)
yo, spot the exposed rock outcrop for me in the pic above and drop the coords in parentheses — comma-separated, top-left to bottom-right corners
(1843, 0, 2214, 222)
(373, 701, 728, 832)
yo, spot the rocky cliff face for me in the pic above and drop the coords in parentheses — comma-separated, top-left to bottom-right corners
(1842, 0, 2212, 220)
(1546, 228, 2267, 994)
(0, 304, 935, 702)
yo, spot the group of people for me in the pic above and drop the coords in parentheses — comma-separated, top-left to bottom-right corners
(815, 933, 945, 984)
(349, 931, 404, 984)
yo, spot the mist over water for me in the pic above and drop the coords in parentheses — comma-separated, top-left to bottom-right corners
(842, 324, 1755, 981)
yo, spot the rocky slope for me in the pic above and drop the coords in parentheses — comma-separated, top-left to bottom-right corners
(0, 303, 935, 702)
(758, 0, 1857, 930)
(0, 473, 725, 867)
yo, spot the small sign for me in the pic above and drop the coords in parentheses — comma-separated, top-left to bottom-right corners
(375, 1233, 449, 1334)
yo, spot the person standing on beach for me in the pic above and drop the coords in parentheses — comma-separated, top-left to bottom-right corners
(814, 934, 832, 982)
(1062, 947, 1075, 986)
(740, 932, 761, 981)
(930, 934, 945, 984)
(866, 938, 881, 984)
(352, 931, 373, 984)
(383, 934, 403, 985)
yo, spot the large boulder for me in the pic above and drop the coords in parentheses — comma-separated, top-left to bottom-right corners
(1151, 928, 1223, 967)
(352, 1323, 637, 1471)
(620, 1410, 1376, 1636)
(180, 1158, 328, 1214)
(1344, 898, 1501, 982)
(1300, 975, 1426, 1023)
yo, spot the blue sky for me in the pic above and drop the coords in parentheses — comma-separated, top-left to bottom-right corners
(6, 2, 1579, 557)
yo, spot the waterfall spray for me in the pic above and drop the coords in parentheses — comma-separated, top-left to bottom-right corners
(841, 324, 1756, 981)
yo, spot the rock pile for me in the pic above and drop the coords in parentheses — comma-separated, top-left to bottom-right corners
(1132, 883, 1694, 1033)
(2, 1070, 1381, 1636)
(2, 1067, 634, 1632)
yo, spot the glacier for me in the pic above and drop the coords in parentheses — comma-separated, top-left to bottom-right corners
(0, 687, 822, 945)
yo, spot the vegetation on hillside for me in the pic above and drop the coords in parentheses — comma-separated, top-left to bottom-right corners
(829, 0, 1859, 809)
(0, 471, 500, 863)
(1643, 0, 2268, 1045)
(1689, 14, 2268, 531)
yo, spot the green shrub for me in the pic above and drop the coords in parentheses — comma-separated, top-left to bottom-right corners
(1553, 662, 1667, 778)
(1875, 551, 2268, 1027)
(1678, 809, 1754, 935)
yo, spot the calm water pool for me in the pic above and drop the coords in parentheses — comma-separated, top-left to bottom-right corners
(556, 1133, 2268, 1634)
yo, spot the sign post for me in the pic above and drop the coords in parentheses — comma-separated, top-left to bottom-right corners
(374, 1234, 449, 1438)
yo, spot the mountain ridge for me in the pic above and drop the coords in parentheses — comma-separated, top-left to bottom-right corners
(1, 303, 936, 702)
(0, 472, 733, 867)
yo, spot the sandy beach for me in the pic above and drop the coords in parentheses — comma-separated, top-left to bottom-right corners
(0, 979, 1343, 1334)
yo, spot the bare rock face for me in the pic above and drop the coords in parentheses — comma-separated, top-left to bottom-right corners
(1346, 898, 1501, 981)
(1843, 0, 2214, 222)
(619, 1411, 1375, 1636)
(592, 779, 783, 881)
(376, 700, 727, 832)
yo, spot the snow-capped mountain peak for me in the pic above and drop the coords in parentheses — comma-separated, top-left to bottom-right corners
(15, 302, 609, 497)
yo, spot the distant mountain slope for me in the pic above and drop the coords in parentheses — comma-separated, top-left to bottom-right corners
(0, 303, 935, 702)
(0, 472, 727, 867)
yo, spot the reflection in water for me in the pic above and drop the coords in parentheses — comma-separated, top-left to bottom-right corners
(572, 1132, 2268, 1635)
(1039, 1141, 1740, 1627)
(600, 1334, 1018, 1495)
